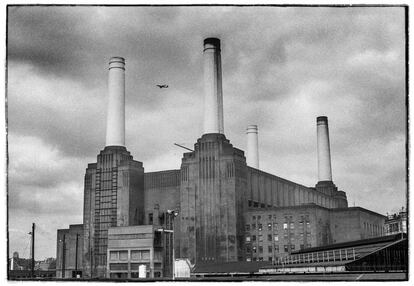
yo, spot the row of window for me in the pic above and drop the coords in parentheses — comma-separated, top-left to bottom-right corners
(109, 250, 151, 261)
(246, 243, 311, 255)
(246, 221, 311, 232)
(251, 214, 310, 222)
(246, 232, 311, 243)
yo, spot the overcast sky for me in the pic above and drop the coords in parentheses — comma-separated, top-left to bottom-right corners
(7, 5, 406, 260)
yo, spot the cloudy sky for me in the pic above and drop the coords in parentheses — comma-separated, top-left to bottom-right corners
(7, 5, 406, 259)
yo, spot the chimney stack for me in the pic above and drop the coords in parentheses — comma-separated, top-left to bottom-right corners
(317, 116, 332, 182)
(203, 38, 224, 134)
(246, 125, 259, 169)
(106, 57, 126, 147)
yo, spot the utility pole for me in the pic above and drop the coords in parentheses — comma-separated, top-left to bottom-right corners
(167, 209, 179, 280)
(62, 234, 66, 278)
(30, 223, 35, 278)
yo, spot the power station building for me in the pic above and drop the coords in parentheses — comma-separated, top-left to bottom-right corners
(56, 38, 386, 278)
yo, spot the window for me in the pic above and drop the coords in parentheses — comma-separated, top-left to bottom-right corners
(119, 251, 128, 261)
(252, 235, 256, 242)
(259, 246, 263, 253)
(268, 223, 272, 231)
(268, 257, 273, 262)
(290, 245, 295, 251)
(290, 222, 294, 229)
(245, 224, 250, 231)
(258, 257, 264, 261)
(258, 235, 263, 242)
(131, 250, 140, 261)
(149, 213, 153, 224)
(248, 200, 253, 207)
(246, 245, 251, 253)
(307, 243, 312, 248)
(109, 263, 128, 271)
(267, 234, 272, 241)
(246, 236, 251, 242)
(274, 245, 279, 253)
(283, 223, 288, 230)
(257, 215, 261, 220)
(246, 258, 251, 262)
(253, 246, 257, 253)
(284, 245, 289, 252)
(273, 223, 278, 231)
(141, 250, 150, 260)
(258, 224, 263, 231)
(268, 246, 273, 253)
(252, 224, 256, 230)
(268, 215, 272, 220)
(253, 216, 256, 220)
(274, 235, 279, 242)
(253, 257, 257, 261)
(109, 251, 118, 261)
(300, 244, 304, 250)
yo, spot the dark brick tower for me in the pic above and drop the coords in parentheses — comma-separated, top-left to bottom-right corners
(178, 134, 247, 263)
(82, 57, 144, 278)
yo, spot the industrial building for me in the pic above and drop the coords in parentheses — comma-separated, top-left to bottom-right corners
(107, 225, 165, 278)
(258, 233, 407, 274)
(244, 206, 385, 263)
(384, 208, 407, 235)
(56, 224, 83, 278)
(56, 37, 390, 278)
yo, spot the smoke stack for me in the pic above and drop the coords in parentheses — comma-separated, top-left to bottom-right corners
(246, 125, 259, 168)
(317, 116, 332, 182)
(203, 38, 224, 134)
(106, 57, 125, 147)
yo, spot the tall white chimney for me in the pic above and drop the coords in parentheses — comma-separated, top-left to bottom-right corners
(203, 38, 224, 134)
(246, 125, 259, 169)
(317, 116, 332, 181)
(106, 57, 125, 147)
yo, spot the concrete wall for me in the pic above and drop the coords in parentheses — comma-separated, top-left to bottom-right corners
(247, 167, 346, 209)
(56, 224, 83, 278)
(330, 207, 386, 243)
(144, 170, 180, 224)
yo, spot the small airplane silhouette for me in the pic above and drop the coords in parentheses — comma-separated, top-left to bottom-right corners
(156, 84, 169, 89)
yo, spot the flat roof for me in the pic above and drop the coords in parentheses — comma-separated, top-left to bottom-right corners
(108, 224, 154, 235)
(332, 206, 386, 218)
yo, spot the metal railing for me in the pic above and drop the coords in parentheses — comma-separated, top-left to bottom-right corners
(274, 248, 358, 266)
